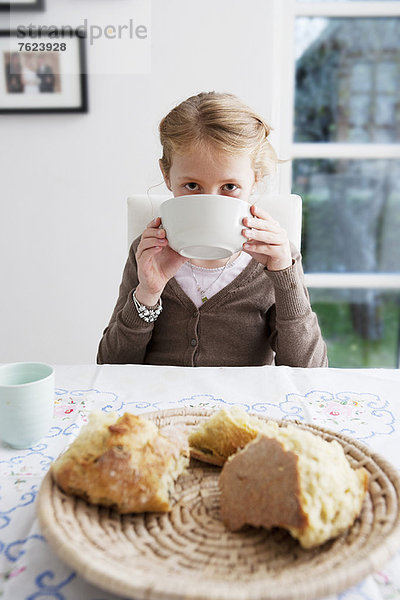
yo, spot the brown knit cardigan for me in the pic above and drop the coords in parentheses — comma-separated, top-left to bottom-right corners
(97, 238, 328, 368)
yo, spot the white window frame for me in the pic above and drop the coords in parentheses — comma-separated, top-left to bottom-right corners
(270, 0, 400, 366)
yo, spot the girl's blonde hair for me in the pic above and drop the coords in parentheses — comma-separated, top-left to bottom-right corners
(159, 91, 278, 185)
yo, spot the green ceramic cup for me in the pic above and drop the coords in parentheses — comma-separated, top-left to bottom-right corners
(0, 362, 54, 449)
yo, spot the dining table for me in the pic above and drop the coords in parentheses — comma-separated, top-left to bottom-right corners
(1, 363, 400, 600)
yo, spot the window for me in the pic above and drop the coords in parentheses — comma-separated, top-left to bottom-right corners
(270, 0, 400, 367)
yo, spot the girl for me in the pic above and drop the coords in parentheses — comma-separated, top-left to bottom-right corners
(97, 91, 327, 367)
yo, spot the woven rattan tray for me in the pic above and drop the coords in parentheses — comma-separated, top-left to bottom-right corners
(37, 408, 400, 600)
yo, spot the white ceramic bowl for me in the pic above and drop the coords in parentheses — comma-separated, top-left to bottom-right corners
(160, 194, 251, 260)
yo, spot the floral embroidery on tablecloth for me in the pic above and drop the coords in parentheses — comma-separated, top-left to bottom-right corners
(0, 487, 45, 594)
(53, 388, 123, 426)
(125, 393, 229, 412)
(252, 391, 395, 441)
(0, 485, 38, 530)
(0, 445, 54, 478)
(25, 570, 76, 600)
(125, 390, 395, 442)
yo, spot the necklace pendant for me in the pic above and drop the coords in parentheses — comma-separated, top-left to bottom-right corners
(201, 295, 208, 303)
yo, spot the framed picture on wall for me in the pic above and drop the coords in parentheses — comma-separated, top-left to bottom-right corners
(0, 29, 88, 113)
(0, 0, 45, 10)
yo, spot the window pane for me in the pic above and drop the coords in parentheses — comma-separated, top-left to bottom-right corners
(310, 289, 400, 368)
(292, 159, 400, 273)
(295, 17, 400, 142)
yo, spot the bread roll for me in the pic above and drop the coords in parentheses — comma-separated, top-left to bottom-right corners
(189, 406, 278, 465)
(51, 411, 189, 513)
(219, 425, 368, 548)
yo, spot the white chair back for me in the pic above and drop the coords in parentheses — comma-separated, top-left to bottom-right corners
(127, 194, 302, 251)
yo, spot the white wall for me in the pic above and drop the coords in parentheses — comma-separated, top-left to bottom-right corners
(0, 0, 276, 364)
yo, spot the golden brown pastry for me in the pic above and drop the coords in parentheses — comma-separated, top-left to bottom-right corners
(51, 411, 189, 513)
(188, 406, 279, 465)
(219, 425, 369, 549)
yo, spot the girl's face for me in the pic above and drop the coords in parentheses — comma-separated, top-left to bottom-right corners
(161, 144, 257, 201)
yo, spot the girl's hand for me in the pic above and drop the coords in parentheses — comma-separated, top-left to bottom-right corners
(242, 204, 293, 271)
(135, 217, 187, 305)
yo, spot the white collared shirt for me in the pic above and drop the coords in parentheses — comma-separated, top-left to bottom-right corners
(174, 252, 252, 308)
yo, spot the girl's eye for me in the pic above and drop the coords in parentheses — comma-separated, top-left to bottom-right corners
(185, 182, 199, 191)
(223, 183, 238, 191)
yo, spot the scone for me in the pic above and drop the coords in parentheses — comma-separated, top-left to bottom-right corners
(189, 407, 279, 465)
(219, 425, 369, 548)
(51, 411, 189, 513)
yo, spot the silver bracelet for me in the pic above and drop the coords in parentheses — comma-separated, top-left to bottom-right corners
(132, 290, 163, 323)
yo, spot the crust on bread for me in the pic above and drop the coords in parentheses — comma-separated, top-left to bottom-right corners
(189, 407, 278, 465)
(189, 447, 226, 466)
(51, 411, 189, 513)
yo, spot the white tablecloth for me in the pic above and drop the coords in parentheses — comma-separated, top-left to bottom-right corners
(1, 364, 400, 600)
